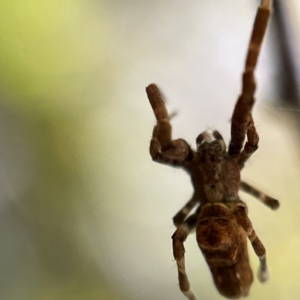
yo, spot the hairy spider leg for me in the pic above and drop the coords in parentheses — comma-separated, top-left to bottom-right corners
(146, 84, 193, 167)
(237, 115, 259, 169)
(172, 213, 198, 300)
(240, 181, 279, 210)
(229, 0, 271, 159)
(234, 203, 269, 282)
(173, 193, 199, 227)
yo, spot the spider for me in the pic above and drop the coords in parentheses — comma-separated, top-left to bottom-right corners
(145, 0, 279, 299)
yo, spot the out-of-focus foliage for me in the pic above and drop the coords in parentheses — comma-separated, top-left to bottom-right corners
(0, 1, 118, 300)
(0, 0, 112, 112)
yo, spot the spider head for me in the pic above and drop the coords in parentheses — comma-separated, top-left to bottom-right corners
(195, 131, 227, 174)
(196, 130, 226, 151)
(196, 203, 241, 259)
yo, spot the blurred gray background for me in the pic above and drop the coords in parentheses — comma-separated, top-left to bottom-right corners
(0, 0, 300, 299)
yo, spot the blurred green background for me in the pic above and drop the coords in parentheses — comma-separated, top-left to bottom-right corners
(0, 0, 300, 300)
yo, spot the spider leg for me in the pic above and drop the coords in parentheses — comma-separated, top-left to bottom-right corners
(237, 115, 259, 169)
(173, 193, 199, 227)
(172, 213, 198, 300)
(228, 0, 271, 158)
(234, 203, 269, 282)
(240, 181, 279, 210)
(146, 84, 194, 167)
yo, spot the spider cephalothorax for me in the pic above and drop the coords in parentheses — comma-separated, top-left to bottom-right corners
(145, 0, 279, 299)
(195, 131, 241, 203)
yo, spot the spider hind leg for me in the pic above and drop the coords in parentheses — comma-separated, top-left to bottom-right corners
(172, 214, 198, 300)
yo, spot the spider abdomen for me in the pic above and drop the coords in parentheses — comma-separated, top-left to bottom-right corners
(196, 203, 253, 299)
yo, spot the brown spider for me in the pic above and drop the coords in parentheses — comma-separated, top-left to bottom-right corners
(145, 0, 279, 299)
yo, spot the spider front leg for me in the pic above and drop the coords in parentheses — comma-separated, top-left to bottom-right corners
(237, 115, 259, 169)
(234, 203, 269, 282)
(229, 0, 271, 159)
(146, 84, 193, 167)
(172, 213, 198, 300)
